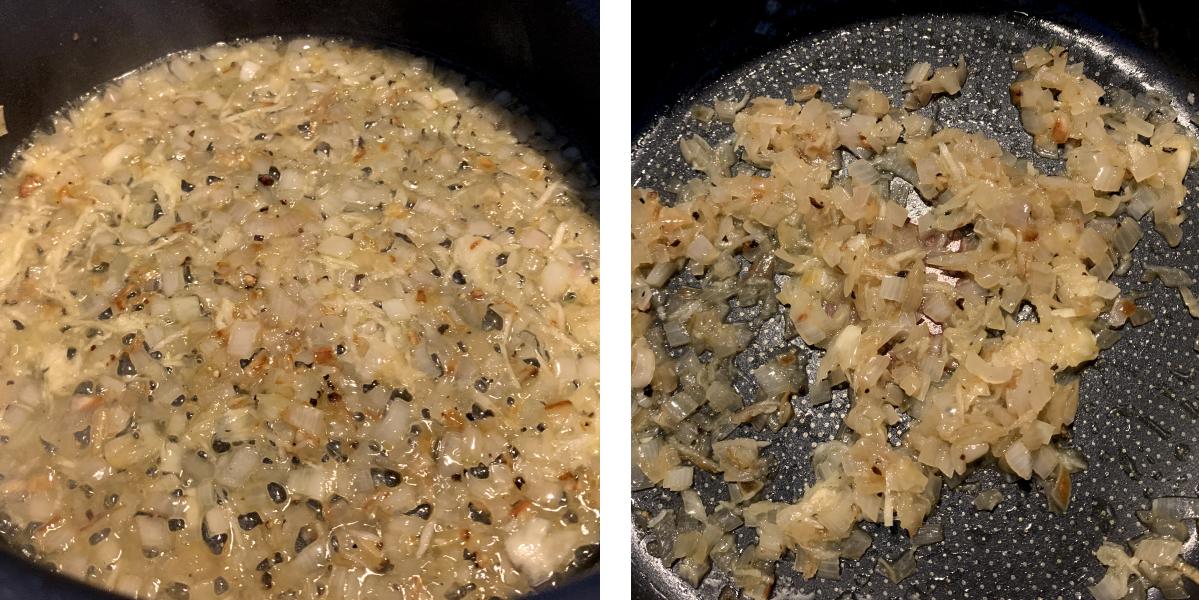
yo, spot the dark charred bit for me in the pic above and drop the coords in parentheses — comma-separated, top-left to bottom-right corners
(370, 467, 402, 487)
(405, 502, 433, 520)
(446, 583, 477, 600)
(481, 307, 504, 331)
(117, 353, 137, 376)
(201, 521, 228, 555)
(267, 482, 287, 504)
(467, 502, 492, 525)
(238, 512, 263, 531)
(74, 427, 91, 448)
(295, 525, 317, 553)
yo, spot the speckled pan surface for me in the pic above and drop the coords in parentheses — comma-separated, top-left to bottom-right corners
(633, 13, 1199, 600)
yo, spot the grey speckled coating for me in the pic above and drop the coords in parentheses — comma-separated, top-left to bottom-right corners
(632, 13, 1199, 600)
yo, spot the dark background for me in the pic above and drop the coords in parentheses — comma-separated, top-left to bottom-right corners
(0, 0, 599, 168)
(633, 0, 1194, 134)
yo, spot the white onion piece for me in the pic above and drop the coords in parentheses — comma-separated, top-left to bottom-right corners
(662, 466, 694, 491)
(973, 489, 1004, 511)
(204, 506, 233, 536)
(879, 275, 907, 301)
(317, 235, 354, 257)
(216, 446, 259, 487)
(284, 404, 326, 436)
(1087, 572, 1129, 600)
(1151, 496, 1199, 520)
(226, 320, 260, 358)
(631, 339, 656, 389)
(135, 515, 170, 550)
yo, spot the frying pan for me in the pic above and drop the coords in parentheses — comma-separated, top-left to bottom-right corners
(633, 2, 1199, 598)
(0, 1, 598, 598)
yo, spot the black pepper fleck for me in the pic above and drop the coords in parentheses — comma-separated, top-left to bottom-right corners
(88, 528, 110, 545)
(267, 482, 287, 504)
(481, 307, 503, 331)
(405, 503, 432, 520)
(467, 503, 492, 525)
(237, 512, 262, 531)
(117, 353, 136, 376)
(370, 467, 402, 487)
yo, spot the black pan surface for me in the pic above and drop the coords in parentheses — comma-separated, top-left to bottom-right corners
(0, 1, 598, 598)
(633, 6, 1199, 600)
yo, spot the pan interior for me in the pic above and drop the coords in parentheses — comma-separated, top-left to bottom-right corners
(633, 12, 1199, 599)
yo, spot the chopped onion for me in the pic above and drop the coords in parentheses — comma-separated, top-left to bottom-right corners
(284, 404, 326, 435)
(226, 319, 260, 358)
(877, 549, 916, 584)
(911, 522, 944, 547)
(681, 489, 706, 521)
(135, 515, 170, 550)
(204, 506, 233, 536)
(879, 275, 907, 302)
(663, 319, 691, 347)
(973, 489, 1004, 511)
(216, 446, 258, 487)
(840, 528, 872, 559)
(1143, 265, 1194, 287)
(815, 555, 841, 580)
(1129, 307, 1155, 327)
(662, 466, 694, 492)
(317, 235, 355, 257)
(1004, 441, 1033, 479)
(1151, 496, 1199, 520)
(1088, 572, 1130, 600)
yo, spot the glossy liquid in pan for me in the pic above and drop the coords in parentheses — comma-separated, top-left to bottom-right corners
(0, 2, 598, 599)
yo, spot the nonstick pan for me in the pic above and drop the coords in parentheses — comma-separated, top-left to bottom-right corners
(0, 1, 598, 598)
(633, 3, 1199, 598)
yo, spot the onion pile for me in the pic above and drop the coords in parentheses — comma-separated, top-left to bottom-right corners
(0, 38, 598, 599)
(632, 46, 1197, 597)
